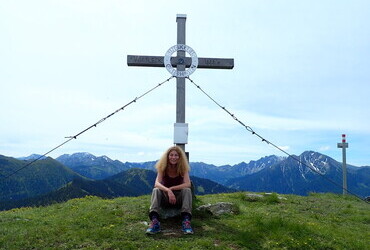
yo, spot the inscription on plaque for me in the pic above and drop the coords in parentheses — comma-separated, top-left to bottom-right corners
(205, 59, 219, 65)
(164, 44, 198, 78)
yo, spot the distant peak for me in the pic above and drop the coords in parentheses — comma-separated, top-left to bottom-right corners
(72, 152, 95, 157)
(300, 150, 319, 156)
(18, 154, 46, 161)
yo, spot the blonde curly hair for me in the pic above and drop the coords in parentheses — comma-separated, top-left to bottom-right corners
(155, 146, 190, 176)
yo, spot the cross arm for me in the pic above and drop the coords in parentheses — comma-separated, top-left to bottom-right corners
(337, 143, 349, 148)
(127, 55, 234, 69)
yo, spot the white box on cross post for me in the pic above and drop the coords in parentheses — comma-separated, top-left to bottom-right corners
(174, 123, 188, 144)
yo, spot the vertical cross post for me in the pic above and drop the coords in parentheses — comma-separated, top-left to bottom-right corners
(337, 134, 349, 195)
(176, 14, 186, 152)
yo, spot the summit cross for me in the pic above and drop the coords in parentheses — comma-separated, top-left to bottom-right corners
(127, 14, 234, 154)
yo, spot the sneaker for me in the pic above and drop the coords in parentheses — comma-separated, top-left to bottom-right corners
(146, 218, 161, 234)
(182, 219, 194, 234)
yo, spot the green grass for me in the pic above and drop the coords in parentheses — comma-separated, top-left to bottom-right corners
(0, 192, 369, 249)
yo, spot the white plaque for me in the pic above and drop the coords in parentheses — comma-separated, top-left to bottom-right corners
(174, 123, 188, 144)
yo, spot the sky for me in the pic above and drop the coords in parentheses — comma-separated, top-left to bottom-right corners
(1, 0, 370, 166)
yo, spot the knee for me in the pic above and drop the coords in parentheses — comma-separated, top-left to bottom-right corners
(151, 188, 162, 196)
(182, 188, 192, 195)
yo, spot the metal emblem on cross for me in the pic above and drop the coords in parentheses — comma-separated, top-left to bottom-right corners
(127, 14, 234, 155)
(164, 44, 198, 78)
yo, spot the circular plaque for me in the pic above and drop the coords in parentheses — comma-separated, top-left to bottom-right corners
(164, 44, 198, 77)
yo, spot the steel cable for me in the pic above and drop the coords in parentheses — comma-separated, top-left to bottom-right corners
(1, 76, 174, 180)
(187, 76, 367, 203)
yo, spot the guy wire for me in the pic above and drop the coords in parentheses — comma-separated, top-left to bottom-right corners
(187, 76, 367, 203)
(1, 76, 174, 180)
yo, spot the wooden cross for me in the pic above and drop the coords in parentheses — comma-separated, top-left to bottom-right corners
(127, 14, 234, 153)
(337, 134, 349, 195)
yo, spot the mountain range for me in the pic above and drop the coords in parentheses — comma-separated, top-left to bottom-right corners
(0, 151, 369, 210)
(0, 155, 81, 201)
(226, 151, 370, 197)
(53, 151, 370, 198)
(0, 154, 235, 210)
(56, 152, 130, 179)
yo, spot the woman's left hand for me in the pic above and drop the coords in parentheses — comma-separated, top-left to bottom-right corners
(167, 189, 176, 205)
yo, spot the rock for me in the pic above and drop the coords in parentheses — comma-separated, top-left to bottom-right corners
(160, 207, 181, 219)
(196, 202, 236, 216)
(245, 193, 264, 201)
(140, 221, 149, 226)
(245, 192, 287, 201)
(264, 193, 287, 200)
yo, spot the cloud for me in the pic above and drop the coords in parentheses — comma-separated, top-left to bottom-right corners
(1, 0, 370, 166)
(319, 146, 331, 151)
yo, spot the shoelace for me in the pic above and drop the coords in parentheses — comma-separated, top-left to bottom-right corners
(183, 220, 192, 229)
(150, 219, 159, 228)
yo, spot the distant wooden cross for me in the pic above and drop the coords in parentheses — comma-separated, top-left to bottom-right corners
(127, 14, 234, 154)
(337, 134, 349, 195)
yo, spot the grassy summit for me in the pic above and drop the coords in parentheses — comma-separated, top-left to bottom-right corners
(0, 192, 369, 249)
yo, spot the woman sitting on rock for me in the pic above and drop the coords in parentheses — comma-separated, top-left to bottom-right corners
(146, 146, 193, 234)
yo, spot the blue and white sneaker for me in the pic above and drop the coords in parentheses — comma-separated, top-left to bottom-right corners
(182, 219, 194, 234)
(146, 218, 161, 234)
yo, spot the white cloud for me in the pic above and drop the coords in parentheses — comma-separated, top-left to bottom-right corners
(1, 0, 370, 166)
(319, 146, 331, 151)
